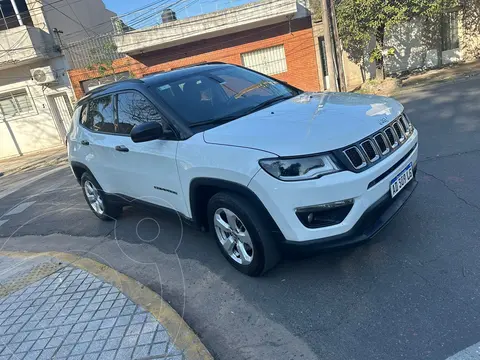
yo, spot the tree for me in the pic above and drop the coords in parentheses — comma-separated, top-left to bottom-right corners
(336, 0, 460, 80)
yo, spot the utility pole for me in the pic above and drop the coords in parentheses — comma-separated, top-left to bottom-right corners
(329, 0, 347, 92)
(9, 0, 23, 26)
(321, 0, 338, 91)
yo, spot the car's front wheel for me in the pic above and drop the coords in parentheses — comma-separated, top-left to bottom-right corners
(81, 172, 122, 221)
(207, 192, 280, 276)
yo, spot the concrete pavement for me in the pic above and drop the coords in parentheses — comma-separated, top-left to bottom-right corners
(0, 253, 211, 360)
(0, 76, 479, 359)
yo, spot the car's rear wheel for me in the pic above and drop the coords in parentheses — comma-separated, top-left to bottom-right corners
(207, 192, 280, 276)
(81, 172, 122, 221)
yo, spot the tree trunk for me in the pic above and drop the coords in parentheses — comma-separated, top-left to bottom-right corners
(375, 25, 386, 80)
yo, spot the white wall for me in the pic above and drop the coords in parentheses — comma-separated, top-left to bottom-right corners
(43, 0, 116, 43)
(0, 56, 73, 159)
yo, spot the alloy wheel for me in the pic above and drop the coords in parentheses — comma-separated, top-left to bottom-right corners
(214, 208, 254, 265)
(84, 180, 105, 215)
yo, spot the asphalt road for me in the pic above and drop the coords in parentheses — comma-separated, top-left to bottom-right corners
(1, 76, 480, 360)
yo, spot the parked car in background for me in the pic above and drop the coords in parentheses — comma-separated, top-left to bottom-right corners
(67, 63, 418, 276)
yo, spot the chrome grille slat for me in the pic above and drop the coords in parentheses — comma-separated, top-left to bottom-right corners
(373, 133, 389, 155)
(343, 146, 367, 169)
(360, 140, 379, 162)
(342, 113, 413, 170)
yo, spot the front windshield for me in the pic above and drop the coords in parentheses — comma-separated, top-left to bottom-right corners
(153, 66, 300, 126)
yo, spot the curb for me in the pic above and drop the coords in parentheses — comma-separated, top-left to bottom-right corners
(0, 250, 213, 360)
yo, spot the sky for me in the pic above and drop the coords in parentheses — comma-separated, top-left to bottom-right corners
(103, 0, 254, 18)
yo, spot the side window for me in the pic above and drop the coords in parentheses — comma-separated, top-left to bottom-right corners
(80, 104, 89, 127)
(86, 95, 115, 133)
(116, 92, 172, 137)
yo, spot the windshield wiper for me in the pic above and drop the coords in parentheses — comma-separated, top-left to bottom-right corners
(242, 94, 293, 116)
(189, 95, 293, 128)
(189, 115, 240, 128)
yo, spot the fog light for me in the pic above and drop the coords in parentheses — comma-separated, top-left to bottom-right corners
(296, 199, 354, 229)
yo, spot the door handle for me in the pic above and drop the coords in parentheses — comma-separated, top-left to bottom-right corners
(115, 145, 129, 152)
(81, 140, 89, 145)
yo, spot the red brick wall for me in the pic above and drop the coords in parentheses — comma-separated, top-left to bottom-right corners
(68, 17, 320, 99)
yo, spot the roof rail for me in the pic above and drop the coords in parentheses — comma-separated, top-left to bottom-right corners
(85, 78, 144, 96)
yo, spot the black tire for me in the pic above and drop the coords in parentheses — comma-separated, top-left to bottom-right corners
(80, 172, 122, 221)
(207, 192, 281, 276)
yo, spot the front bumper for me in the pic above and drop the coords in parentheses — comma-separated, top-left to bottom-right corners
(282, 176, 417, 250)
(248, 129, 419, 244)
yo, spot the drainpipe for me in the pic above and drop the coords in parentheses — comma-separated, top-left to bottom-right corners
(9, 0, 24, 26)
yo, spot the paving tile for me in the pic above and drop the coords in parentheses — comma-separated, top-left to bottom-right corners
(120, 335, 137, 348)
(23, 349, 42, 360)
(9, 331, 28, 344)
(114, 316, 131, 327)
(93, 328, 111, 341)
(78, 330, 96, 343)
(109, 325, 127, 339)
(55, 324, 73, 337)
(103, 336, 122, 351)
(98, 300, 114, 311)
(83, 353, 100, 360)
(115, 347, 134, 359)
(71, 322, 88, 333)
(125, 324, 143, 337)
(86, 320, 102, 332)
(70, 342, 90, 356)
(24, 330, 42, 342)
(38, 328, 55, 340)
(131, 313, 147, 324)
(87, 339, 106, 353)
(98, 349, 116, 360)
(55, 344, 75, 358)
(137, 331, 154, 346)
(78, 311, 95, 323)
(37, 347, 56, 360)
(14, 339, 35, 353)
(154, 330, 170, 344)
(63, 332, 82, 345)
(46, 336, 63, 348)
(150, 342, 168, 356)
(31, 338, 50, 351)
(141, 322, 158, 334)
(120, 305, 135, 316)
(133, 344, 150, 358)
(100, 318, 116, 330)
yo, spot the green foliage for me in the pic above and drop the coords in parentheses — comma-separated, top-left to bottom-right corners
(336, 0, 460, 75)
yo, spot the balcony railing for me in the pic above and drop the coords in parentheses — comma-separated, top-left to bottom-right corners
(111, 0, 263, 34)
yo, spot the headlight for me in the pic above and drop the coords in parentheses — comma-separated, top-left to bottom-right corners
(259, 153, 341, 181)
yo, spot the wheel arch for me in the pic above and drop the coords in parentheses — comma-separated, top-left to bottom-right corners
(189, 178, 282, 237)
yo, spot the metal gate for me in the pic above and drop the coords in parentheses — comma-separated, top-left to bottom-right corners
(48, 93, 73, 143)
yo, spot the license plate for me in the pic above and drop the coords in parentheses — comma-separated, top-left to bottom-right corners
(390, 162, 414, 198)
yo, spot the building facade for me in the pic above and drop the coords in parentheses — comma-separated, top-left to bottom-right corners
(68, 0, 323, 100)
(0, 0, 115, 159)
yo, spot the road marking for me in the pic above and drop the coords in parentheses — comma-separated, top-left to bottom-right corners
(0, 220, 8, 227)
(0, 165, 68, 201)
(4, 201, 36, 216)
(446, 342, 480, 359)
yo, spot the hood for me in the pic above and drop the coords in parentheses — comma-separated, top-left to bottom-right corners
(203, 92, 404, 156)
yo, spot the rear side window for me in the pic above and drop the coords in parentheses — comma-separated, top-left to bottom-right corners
(85, 95, 115, 133)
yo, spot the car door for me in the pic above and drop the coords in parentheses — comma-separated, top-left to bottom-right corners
(78, 94, 125, 194)
(108, 90, 187, 215)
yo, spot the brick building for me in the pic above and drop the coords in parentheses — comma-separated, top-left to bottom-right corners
(68, 0, 324, 100)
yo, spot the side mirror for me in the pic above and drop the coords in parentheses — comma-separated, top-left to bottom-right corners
(130, 122, 163, 143)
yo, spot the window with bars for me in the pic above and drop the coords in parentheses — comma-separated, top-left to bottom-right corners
(241, 45, 288, 76)
(0, 89, 34, 120)
(442, 11, 460, 51)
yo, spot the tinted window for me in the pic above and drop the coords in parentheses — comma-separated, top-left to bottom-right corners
(116, 92, 165, 135)
(80, 104, 89, 126)
(153, 66, 299, 127)
(85, 96, 115, 133)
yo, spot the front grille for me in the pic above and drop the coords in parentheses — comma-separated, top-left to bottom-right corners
(393, 122, 405, 142)
(361, 140, 379, 162)
(374, 133, 389, 154)
(343, 147, 366, 169)
(384, 127, 398, 148)
(340, 113, 414, 171)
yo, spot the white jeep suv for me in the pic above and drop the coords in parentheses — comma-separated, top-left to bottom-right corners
(68, 63, 418, 276)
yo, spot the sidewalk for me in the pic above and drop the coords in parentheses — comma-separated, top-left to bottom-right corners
(0, 252, 212, 360)
(0, 147, 67, 177)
